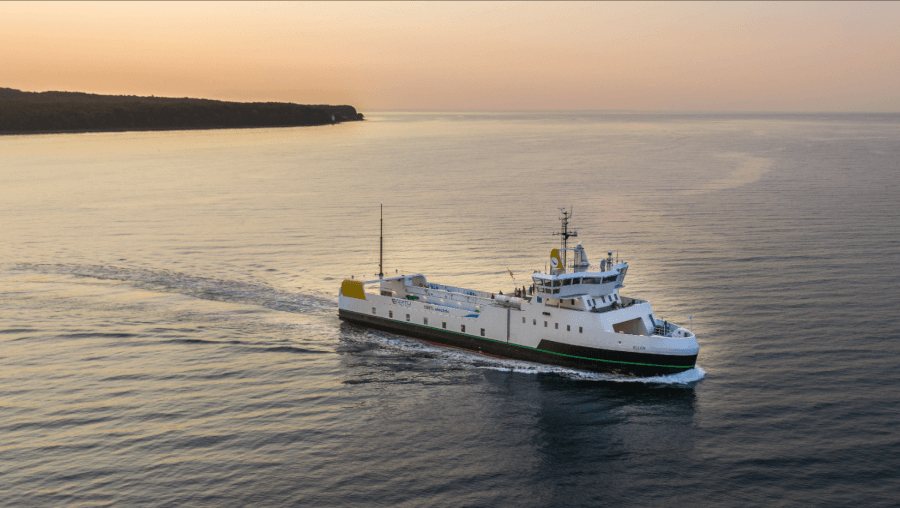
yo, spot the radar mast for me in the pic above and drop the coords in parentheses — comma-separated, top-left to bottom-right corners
(378, 203, 384, 280)
(553, 207, 577, 272)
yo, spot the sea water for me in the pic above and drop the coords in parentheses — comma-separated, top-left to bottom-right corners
(1, 112, 898, 506)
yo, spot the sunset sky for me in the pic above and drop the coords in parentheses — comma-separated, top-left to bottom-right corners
(1, 1, 898, 111)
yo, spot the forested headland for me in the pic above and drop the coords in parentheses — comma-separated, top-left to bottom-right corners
(0, 88, 363, 134)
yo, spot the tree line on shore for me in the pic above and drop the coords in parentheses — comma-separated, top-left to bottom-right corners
(0, 88, 363, 134)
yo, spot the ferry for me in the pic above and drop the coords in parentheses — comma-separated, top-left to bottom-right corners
(338, 209, 698, 377)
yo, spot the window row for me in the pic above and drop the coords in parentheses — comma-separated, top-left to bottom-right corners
(533, 275, 619, 288)
(522, 316, 582, 333)
(378, 308, 485, 336)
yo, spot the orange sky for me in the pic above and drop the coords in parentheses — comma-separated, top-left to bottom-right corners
(1, 1, 898, 111)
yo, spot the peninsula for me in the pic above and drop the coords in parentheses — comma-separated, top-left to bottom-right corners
(0, 88, 363, 135)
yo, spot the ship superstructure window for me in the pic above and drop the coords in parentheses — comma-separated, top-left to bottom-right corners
(544, 321, 548, 327)
(567, 325, 571, 331)
(424, 317, 428, 325)
(579, 327, 583, 333)
(372, 307, 376, 315)
(555, 323, 558, 329)
(533, 319, 537, 325)
(461, 325, 466, 333)
(406, 314, 410, 322)
(442, 321, 447, 329)
(389, 311, 393, 318)
(481, 328, 485, 337)
(522, 317, 526, 323)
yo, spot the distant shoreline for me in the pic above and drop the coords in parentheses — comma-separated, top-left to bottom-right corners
(0, 87, 364, 135)
(0, 123, 358, 137)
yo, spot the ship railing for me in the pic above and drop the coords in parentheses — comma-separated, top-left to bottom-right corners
(620, 296, 647, 306)
(652, 318, 687, 338)
(405, 285, 494, 306)
(408, 283, 493, 299)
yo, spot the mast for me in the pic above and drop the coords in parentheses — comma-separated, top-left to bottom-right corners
(553, 207, 577, 272)
(379, 203, 384, 279)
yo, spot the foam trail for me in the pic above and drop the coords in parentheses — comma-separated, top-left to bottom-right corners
(12, 263, 337, 314)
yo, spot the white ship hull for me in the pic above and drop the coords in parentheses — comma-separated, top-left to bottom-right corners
(339, 276, 698, 377)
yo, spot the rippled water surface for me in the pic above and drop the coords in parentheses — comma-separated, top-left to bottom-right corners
(2, 112, 899, 506)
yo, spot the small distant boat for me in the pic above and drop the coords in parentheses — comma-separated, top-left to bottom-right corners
(339, 208, 698, 377)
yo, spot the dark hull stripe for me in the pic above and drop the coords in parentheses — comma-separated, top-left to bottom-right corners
(339, 309, 696, 377)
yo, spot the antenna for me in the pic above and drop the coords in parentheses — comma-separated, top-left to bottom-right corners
(553, 207, 578, 271)
(379, 203, 384, 279)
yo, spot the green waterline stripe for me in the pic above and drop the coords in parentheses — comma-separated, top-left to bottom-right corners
(341, 310, 692, 369)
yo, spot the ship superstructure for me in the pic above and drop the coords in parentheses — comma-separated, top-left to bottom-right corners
(338, 210, 698, 376)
